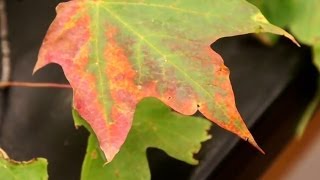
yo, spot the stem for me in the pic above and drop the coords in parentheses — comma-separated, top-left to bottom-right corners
(0, 82, 72, 88)
(0, 0, 10, 82)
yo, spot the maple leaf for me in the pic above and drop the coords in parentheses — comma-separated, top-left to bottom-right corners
(75, 98, 211, 180)
(34, 0, 296, 162)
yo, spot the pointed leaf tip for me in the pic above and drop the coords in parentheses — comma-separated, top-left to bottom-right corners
(248, 137, 265, 154)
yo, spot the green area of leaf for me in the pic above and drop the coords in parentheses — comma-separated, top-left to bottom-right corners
(74, 98, 211, 180)
(0, 149, 48, 180)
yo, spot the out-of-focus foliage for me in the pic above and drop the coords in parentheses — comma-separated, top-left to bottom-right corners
(249, 0, 320, 70)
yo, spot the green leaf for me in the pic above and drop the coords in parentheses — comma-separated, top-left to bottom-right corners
(35, 0, 296, 161)
(0, 149, 48, 180)
(289, 0, 320, 46)
(75, 98, 211, 180)
(248, 0, 294, 28)
(249, 0, 320, 69)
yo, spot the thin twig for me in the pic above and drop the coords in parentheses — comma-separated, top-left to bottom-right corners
(0, 82, 72, 88)
(0, 0, 10, 82)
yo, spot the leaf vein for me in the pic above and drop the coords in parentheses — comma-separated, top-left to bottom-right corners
(101, 6, 214, 101)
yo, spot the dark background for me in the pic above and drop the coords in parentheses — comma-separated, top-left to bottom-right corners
(0, 0, 318, 179)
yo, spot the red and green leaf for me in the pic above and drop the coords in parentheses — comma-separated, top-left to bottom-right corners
(35, 0, 296, 162)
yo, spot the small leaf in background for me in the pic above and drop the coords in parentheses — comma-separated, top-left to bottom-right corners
(0, 148, 48, 180)
(75, 98, 211, 180)
(35, 0, 296, 161)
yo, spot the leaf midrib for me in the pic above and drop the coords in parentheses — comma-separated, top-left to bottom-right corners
(93, 4, 112, 124)
(94, 3, 215, 103)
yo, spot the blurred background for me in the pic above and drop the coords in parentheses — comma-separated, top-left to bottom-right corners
(262, 108, 320, 180)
